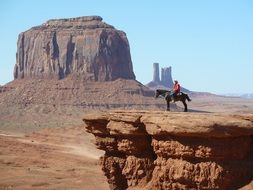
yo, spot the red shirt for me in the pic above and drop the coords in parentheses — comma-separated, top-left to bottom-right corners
(173, 83, 180, 93)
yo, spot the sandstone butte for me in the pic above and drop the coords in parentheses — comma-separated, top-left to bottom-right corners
(2, 16, 169, 112)
(83, 111, 253, 190)
(13, 16, 135, 81)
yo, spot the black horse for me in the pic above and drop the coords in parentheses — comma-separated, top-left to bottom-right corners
(155, 89, 191, 112)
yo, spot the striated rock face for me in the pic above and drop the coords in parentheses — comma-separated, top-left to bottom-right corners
(83, 111, 253, 190)
(14, 16, 135, 81)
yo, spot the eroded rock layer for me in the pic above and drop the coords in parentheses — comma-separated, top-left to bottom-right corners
(83, 111, 253, 190)
(14, 16, 135, 81)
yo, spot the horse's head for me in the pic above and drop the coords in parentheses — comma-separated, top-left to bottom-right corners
(154, 89, 170, 98)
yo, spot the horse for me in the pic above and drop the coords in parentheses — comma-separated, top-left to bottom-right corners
(155, 89, 191, 112)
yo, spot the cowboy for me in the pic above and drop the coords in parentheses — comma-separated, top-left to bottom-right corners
(171, 80, 180, 101)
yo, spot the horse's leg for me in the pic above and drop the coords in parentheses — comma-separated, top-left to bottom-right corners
(182, 100, 188, 112)
(165, 94, 170, 111)
(167, 100, 170, 111)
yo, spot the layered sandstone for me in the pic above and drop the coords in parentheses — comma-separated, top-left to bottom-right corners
(83, 111, 253, 190)
(14, 16, 135, 81)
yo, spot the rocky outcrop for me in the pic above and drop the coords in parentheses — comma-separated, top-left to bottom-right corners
(83, 111, 253, 190)
(14, 16, 135, 81)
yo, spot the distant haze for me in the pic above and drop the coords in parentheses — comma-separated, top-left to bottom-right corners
(221, 93, 253, 99)
(0, 0, 252, 94)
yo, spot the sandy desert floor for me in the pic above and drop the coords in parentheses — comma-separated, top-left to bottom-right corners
(0, 125, 109, 190)
(182, 95, 253, 113)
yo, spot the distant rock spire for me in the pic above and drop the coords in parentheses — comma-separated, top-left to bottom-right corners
(153, 63, 160, 83)
(161, 67, 173, 87)
(146, 63, 190, 92)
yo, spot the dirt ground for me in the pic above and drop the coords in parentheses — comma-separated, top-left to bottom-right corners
(185, 95, 253, 113)
(0, 125, 109, 190)
(0, 93, 253, 190)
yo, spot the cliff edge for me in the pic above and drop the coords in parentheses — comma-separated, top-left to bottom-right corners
(83, 111, 253, 190)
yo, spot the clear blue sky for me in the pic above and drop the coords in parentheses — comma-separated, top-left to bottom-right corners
(0, 0, 253, 94)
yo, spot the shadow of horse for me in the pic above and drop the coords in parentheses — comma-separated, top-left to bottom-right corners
(155, 89, 191, 112)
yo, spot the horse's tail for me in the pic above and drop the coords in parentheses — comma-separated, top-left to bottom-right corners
(183, 93, 191, 102)
(186, 94, 191, 102)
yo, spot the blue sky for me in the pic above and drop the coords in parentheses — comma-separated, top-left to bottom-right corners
(0, 0, 253, 94)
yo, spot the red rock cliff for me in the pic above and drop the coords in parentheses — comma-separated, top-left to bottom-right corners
(83, 111, 253, 190)
(14, 16, 135, 81)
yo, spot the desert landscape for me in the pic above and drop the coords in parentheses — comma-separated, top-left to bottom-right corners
(1, 14, 253, 190)
(1, 98, 253, 190)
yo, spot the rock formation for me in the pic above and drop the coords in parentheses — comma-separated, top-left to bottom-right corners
(83, 111, 253, 190)
(161, 67, 173, 87)
(153, 63, 160, 83)
(0, 78, 165, 112)
(13, 16, 135, 81)
(146, 63, 189, 92)
(1, 16, 181, 115)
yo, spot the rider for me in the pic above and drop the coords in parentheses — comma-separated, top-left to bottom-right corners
(171, 80, 180, 101)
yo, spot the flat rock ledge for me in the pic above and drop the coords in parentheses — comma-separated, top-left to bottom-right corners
(83, 111, 253, 190)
